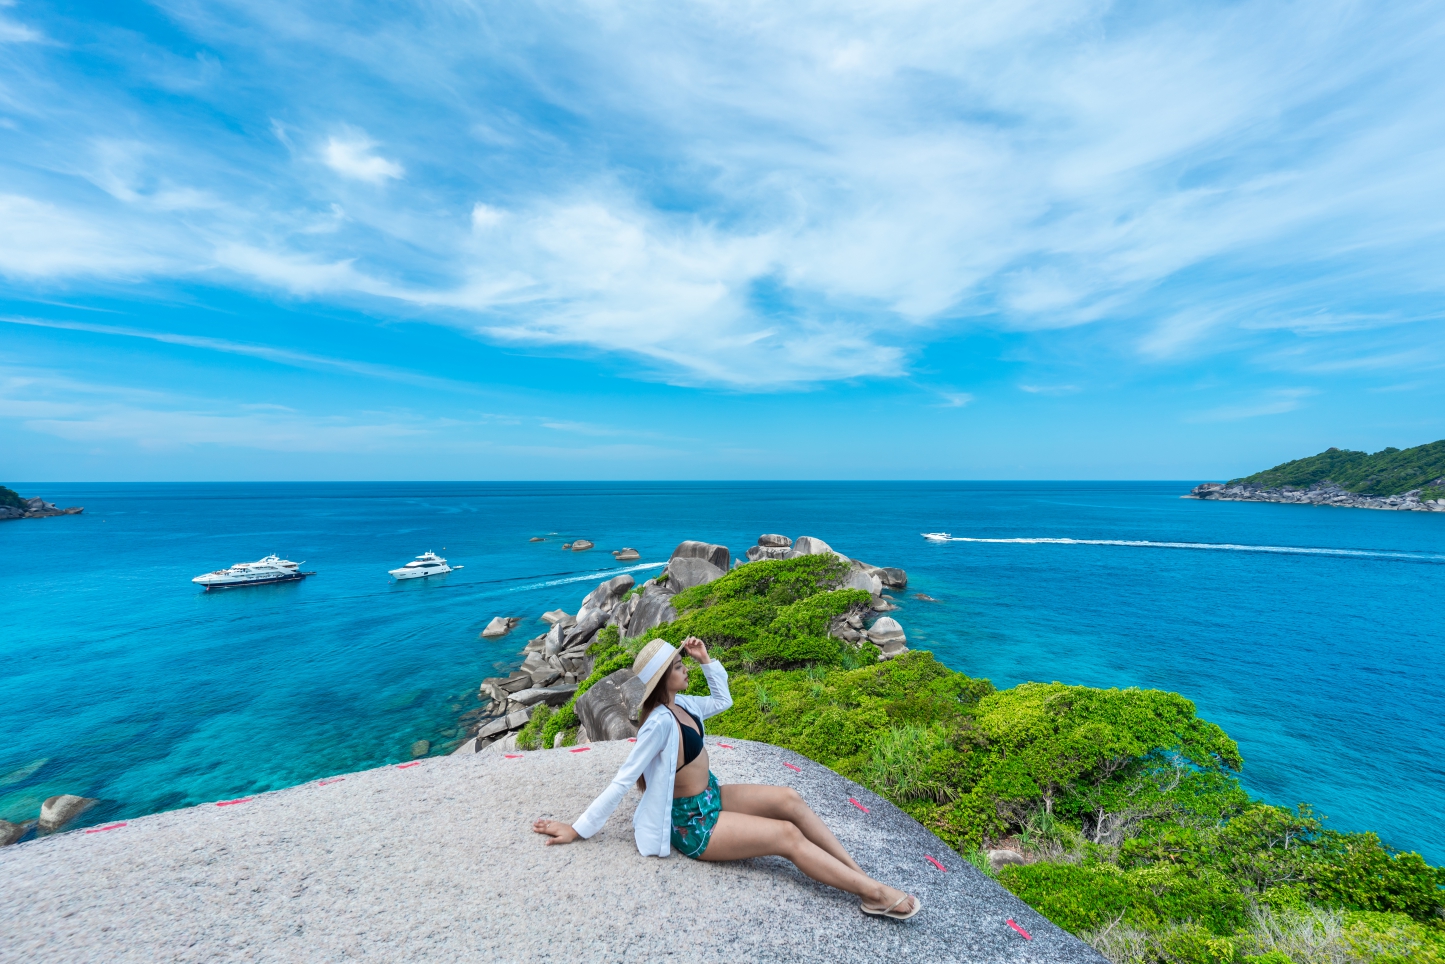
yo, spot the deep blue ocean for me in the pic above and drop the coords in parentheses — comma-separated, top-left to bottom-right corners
(2, 482, 1441, 862)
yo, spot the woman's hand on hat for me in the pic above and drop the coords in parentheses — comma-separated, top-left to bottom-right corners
(533, 818, 580, 845)
(680, 636, 711, 664)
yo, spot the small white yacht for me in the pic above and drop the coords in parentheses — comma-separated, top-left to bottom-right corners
(922, 532, 953, 542)
(389, 551, 461, 580)
(192, 554, 313, 590)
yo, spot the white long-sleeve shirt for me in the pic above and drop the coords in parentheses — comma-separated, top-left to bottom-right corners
(571, 660, 732, 856)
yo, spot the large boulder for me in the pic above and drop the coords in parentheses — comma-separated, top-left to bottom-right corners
(669, 540, 730, 572)
(540, 609, 575, 627)
(791, 536, 835, 556)
(875, 567, 908, 589)
(842, 568, 883, 595)
(38, 795, 98, 834)
(664, 556, 725, 592)
(570, 539, 595, 551)
(574, 669, 647, 742)
(989, 849, 1027, 872)
(581, 574, 634, 612)
(480, 616, 520, 638)
(508, 684, 578, 707)
(612, 548, 640, 561)
(866, 616, 908, 659)
(1, 819, 30, 846)
(622, 586, 678, 639)
(758, 534, 792, 548)
(745, 545, 797, 562)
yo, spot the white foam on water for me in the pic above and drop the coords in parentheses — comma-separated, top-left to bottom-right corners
(507, 561, 666, 592)
(931, 536, 1445, 563)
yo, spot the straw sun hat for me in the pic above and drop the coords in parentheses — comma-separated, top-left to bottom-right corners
(633, 638, 681, 704)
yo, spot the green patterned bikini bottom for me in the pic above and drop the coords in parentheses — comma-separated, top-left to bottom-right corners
(670, 771, 722, 859)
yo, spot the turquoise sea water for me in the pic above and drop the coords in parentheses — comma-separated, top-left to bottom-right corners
(1, 482, 1442, 862)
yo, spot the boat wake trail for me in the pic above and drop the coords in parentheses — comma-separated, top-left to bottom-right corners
(507, 561, 667, 592)
(933, 536, 1445, 563)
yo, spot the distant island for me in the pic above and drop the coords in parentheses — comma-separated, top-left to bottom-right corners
(0, 486, 84, 522)
(1187, 440, 1445, 511)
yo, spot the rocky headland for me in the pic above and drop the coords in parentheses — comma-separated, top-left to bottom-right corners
(461, 533, 909, 755)
(1185, 480, 1445, 511)
(0, 486, 83, 521)
(1186, 440, 1445, 512)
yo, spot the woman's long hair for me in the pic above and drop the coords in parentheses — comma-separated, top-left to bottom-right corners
(634, 656, 680, 791)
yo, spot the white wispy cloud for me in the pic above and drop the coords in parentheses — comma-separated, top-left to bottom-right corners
(2, 0, 1443, 391)
(1187, 388, 1317, 423)
(322, 132, 403, 184)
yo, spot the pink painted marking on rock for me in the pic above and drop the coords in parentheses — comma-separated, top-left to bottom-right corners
(782, 762, 801, 772)
(216, 798, 251, 807)
(1007, 919, 1033, 940)
(849, 797, 870, 814)
(318, 778, 345, 786)
(504, 754, 523, 759)
(716, 743, 735, 749)
(925, 855, 947, 871)
(568, 746, 591, 753)
(396, 762, 422, 769)
(627, 738, 636, 743)
(85, 822, 127, 834)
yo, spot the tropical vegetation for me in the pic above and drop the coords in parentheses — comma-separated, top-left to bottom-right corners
(520, 555, 1444, 963)
(0, 485, 25, 510)
(1234, 440, 1445, 501)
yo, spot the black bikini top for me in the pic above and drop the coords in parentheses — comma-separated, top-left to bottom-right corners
(674, 706, 705, 768)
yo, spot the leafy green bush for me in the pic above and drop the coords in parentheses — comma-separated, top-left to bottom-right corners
(0, 486, 24, 510)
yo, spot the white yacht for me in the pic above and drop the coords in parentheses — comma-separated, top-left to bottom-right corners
(389, 551, 461, 580)
(922, 532, 953, 542)
(192, 554, 313, 590)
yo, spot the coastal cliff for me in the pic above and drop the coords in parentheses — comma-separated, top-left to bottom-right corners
(0, 486, 83, 521)
(1186, 440, 1445, 512)
(457, 533, 1445, 964)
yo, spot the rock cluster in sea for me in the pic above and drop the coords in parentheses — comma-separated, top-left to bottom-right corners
(458, 534, 910, 754)
(0, 793, 99, 847)
(0, 495, 84, 521)
(1186, 480, 1445, 512)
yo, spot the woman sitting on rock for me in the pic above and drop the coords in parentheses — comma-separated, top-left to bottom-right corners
(532, 636, 921, 920)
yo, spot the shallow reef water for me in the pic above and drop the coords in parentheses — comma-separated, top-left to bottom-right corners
(1, 481, 1441, 862)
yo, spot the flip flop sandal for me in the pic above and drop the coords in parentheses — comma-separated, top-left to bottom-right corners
(861, 893, 922, 920)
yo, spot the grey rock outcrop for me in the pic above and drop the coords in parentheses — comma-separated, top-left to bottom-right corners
(988, 849, 1027, 872)
(792, 535, 834, 556)
(0, 820, 30, 847)
(875, 567, 908, 589)
(38, 795, 98, 834)
(669, 540, 731, 572)
(758, 534, 792, 548)
(612, 548, 640, 561)
(746, 544, 797, 562)
(480, 616, 521, 638)
(540, 609, 575, 627)
(570, 539, 595, 551)
(866, 616, 908, 659)
(0, 495, 84, 521)
(842, 567, 883, 595)
(1186, 480, 1445, 512)
(664, 555, 725, 592)
(619, 585, 678, 639)
(573, 668, 646, 742)
(508, 684, 578, 707)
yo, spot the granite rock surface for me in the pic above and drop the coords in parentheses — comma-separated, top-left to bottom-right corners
(0, 738, 1104, 964)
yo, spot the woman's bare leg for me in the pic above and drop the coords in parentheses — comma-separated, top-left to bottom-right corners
(719, 784, 863, 874)
(699, 810, 916, 914)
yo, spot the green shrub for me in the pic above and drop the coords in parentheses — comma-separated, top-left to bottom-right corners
(514, 704, 553, 750)
(0, 486, 23, 510)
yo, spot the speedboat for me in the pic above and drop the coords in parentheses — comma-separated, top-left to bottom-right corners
(389, 551, 461, 580)
(192, 554, 314, 590)
(922, 532, 953, 542)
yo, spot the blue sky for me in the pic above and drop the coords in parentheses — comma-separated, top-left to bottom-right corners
(2, 0, 1443, 480)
